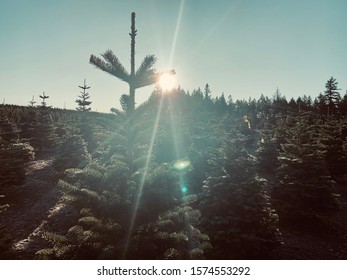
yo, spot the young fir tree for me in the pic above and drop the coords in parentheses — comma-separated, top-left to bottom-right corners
(0, 119, 34, 260)
(28, 96, 36, 107)
(128, 201, 212, 259)
(198, 129, 281, 259)
(274, 112, 339, 228)
(90, 12, 162, 115)
(35, 105, 160, 259)
(119, 145, 211, 260)
(36, 160, 133, 259)
(0, 119, 35, 189)
(53, 127, 91, 171)
(39, 92, 50, 108)
(28, 109, 57, 152)
(76, 79, 92, 111)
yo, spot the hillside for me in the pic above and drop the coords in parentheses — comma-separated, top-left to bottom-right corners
(1, 86, 347, 259)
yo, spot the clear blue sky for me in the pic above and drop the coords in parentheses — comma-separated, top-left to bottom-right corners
(1, 0, 346, 112)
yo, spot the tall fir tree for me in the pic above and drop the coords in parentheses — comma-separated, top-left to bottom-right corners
(319, 119, 346, 182)
(90, 12, 161, 115)
(323, 77, 341, 117)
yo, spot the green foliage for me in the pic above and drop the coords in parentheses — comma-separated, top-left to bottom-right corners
(37, 161, 131, 259)
(274, 113, 340, 229)
(319, 119, 346, 181)
(2, 76, 347, 260)
(54, 128, 91, 171)
(0, 117, 35, 189)
(323, 77, 341, 117)
(128, 205, 212, 259)
(28, 109, 57, 152)
(39, 92, 50, 108)
(199, 131, 281, 259)
(135, 165, 182, 223)
(89, 13, 158, 114)
(76, 79, 92, 112)
(256, 127, 279, 172)
(0, 142, 35, 188)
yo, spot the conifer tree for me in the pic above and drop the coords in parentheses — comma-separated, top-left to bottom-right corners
(54, 127, 91, 171)
(129, 202, 212, 259)
(323, 77, 341, 117)
(340, 93, 347, 116)
(319, 119, 346, 182)
(90, 12, 160, 115)
(29, 109, 57, 152)
(256, 126, 279, 173)
(39, 92, 49, 108)
(272, 88, 288, 121)
(204, 83, 211, 101)
(89, 12, 175, 172)
(28, 96, 36, 107)
(0, 119, 35, 189)
(36, 161, 133, 259)
(256, 94, 271, 127)
(314, 93, 326, 117)
(214, 93, 228, 113)
(274, 112, 339, 228)
(76, 79, 92, 111)
(203, 84, 213, 110)
(199, 129, 281, 259)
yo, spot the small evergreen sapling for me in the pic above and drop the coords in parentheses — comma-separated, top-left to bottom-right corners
(76, 79, 92, 111)
(54, 127, 91, 171)
(39, 92, 50, 108)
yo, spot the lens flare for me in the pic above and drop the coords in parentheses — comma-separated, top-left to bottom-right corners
(122, 95, 164, 259)
(159, 73, 175, 91)
(173, 159, 191, 171)
(181, 185, 188, 194)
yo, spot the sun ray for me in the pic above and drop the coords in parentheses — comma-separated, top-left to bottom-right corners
(122, 94, 164, 258)
(168, 96, 181, 159)
(168, 0, 185, 68)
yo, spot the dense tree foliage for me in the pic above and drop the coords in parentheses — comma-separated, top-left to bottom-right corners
(1, 76, 347, 259)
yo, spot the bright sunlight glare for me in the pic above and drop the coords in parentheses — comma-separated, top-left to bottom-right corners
(159, 73, 176, 91)
(173, 159, 191, 171)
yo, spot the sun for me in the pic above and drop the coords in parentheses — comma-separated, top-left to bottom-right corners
(158, 73, 176, 92)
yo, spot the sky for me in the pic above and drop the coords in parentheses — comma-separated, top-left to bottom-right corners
(1, 0, 347, 113)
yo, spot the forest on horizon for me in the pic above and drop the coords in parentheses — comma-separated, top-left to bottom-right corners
(1, 74, 347, 259)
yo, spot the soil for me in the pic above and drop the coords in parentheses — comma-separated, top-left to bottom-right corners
(268, 178, 347, 260)
(0, 153, 78, 259)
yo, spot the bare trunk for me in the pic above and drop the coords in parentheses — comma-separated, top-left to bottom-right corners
(126, 12, 137, 172)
